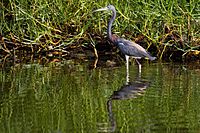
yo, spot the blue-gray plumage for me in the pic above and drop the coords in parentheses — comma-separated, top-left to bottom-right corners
(115, 38, 156, 60)
(94, 5, 156, 74)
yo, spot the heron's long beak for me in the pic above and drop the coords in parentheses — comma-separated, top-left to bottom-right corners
(93, 7, 108, 12)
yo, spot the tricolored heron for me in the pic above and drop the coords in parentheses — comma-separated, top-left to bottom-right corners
(94, 5, 156, 74)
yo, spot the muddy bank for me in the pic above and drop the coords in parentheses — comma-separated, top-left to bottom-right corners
(0, 33, 200, 68)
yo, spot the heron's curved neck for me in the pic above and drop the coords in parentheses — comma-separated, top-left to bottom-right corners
(108, 9, 116, 41)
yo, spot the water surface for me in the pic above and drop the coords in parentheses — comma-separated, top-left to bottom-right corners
(0, 61, 200, 132)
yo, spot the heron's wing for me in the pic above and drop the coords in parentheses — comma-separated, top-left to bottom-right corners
(117, 38, 150, 58)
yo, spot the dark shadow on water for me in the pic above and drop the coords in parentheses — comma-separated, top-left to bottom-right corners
(98, 71, 151, 132)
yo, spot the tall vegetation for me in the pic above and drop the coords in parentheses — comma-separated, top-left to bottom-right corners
(0, 0, 199, 61)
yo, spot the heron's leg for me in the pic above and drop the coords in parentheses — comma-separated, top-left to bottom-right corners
(135, 59, 141, 74)
(125, 55, 129, 84)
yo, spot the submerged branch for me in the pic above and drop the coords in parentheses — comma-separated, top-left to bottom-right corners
(88, 33, 98, 68)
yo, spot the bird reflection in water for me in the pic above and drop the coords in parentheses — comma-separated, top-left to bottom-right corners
(94, 4, 154, 131)
(98, 70, 150, 132)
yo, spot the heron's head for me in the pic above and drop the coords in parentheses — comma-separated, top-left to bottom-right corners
(93, 5, 115, 12)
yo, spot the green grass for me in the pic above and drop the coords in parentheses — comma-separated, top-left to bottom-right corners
(0, 0, 200, 60)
